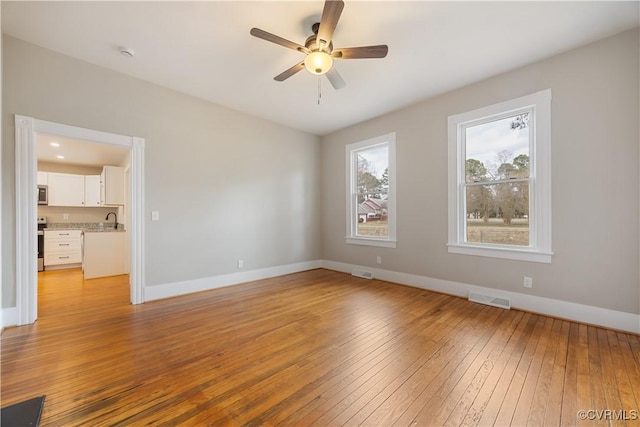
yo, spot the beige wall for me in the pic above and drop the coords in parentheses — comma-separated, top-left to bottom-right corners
(2, 36, 322, 307)
(321, 28, 639, 315)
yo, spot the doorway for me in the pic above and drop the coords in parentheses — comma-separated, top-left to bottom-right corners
(14, 115, 145, 325)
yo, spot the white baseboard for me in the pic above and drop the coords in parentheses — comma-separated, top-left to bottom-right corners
(1, 307, 19, 331)
(144, 260, 323, 302)
(321, 260, 640, 334)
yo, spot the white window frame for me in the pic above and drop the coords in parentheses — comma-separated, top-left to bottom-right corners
(447, 89, 553, 263)
(346, 132, 397, 248)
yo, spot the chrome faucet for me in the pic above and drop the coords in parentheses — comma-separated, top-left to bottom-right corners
(106, 211, 118, 230)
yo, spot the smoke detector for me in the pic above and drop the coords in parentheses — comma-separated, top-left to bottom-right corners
(120, 47, 135, 58)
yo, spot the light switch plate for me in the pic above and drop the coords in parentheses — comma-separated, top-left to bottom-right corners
(151, 211, 160, 221)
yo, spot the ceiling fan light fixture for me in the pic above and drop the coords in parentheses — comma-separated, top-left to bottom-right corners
(304, 51, 333, 75)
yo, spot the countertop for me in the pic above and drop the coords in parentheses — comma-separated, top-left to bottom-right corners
(45, 222, 125, 232)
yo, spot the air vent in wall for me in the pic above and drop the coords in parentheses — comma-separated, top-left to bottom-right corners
(352, 269, 373, 279)
(468, 292, 511, 310)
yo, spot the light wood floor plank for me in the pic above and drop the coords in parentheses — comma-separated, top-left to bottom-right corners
(456, 311, 528, 426)
(342, 306, 514, 426)
(297, 301, 492, 426)
(492, 315, 548, 426)
(607, 330, 639, 427)
(559, 322, 580, 426)
(400, 308, 509, 425)
(473, 313, 538, 426)
(528, 318, 567, 426)
(545, 320, 571, 426)
(617, 332, 640, 412)
(589, 326, 610, 427)
(434, 310, 524, 426)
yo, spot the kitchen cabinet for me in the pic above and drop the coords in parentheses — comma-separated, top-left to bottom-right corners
(47, 173, 85, 207)
(101, 166, 125, 206)
(37, 171, 48, 186)
(41, 168, 125, 207)
(83, 231, 126, 279)
(84, 175, 102, 207)
(44, 229, 82, 268)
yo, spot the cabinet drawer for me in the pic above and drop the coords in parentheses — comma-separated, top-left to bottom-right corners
(44, 229, 82, 239)
(45, 251, 82, 265)
(45, 239, 81, 252)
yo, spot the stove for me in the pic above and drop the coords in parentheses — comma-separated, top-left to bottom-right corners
(37, 217, 47, 271)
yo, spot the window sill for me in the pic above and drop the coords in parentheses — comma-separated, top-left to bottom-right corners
(447, 243, 552, 263)
(346, 237, 397, 248)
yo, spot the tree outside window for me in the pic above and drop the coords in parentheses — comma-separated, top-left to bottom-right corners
(464, 113, 531, 246)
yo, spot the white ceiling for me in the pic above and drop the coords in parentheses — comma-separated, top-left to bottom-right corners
(3, 1, 639, 136)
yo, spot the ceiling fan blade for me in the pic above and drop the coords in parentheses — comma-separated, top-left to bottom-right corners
(274, 62, 305, 81)
(332, 45, 389, 59)
(317, 0, 344, 49)
(250, 28, 309, 54)
(326, 67, 346, 90)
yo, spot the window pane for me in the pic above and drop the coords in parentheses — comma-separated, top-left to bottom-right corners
(357, 195, 388, 237)
(465, 114, 530, 183)
(465, 182, 529, 246)
(355, 145, 389, 238)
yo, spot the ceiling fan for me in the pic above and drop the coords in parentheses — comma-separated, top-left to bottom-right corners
(250, 0, 388, 90)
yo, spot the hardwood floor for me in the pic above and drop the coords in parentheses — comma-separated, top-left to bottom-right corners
(2, 268, 639, 426)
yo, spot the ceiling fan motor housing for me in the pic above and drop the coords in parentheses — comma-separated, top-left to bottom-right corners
(305, 28, 333, 54)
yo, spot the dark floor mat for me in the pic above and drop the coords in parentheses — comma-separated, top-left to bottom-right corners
(0, 396, 45, 427)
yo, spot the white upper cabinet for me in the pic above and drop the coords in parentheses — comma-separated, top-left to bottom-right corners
(101, 166, 125, 206)
(84, 175, 102, 207)
(37, 171, 48, 186)
(40, 167, 125, 207)
(47, 173, 86, 207)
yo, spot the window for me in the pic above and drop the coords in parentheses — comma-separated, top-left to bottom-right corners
(447, 90, 552, 263)
(346, 133, 396, 248)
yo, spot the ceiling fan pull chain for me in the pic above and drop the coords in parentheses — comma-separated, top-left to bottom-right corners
(318, 75, 322, 105)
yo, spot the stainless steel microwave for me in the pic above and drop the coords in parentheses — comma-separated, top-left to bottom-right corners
(37, 185, 48, 205)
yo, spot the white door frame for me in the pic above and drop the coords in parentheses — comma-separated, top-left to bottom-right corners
(14, 115, 145, 325)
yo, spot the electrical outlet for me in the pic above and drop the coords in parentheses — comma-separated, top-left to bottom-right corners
(237, 260, 244, 269)
(63, 213, 69, 220)
(376, 256, 382, 265)
(151, 211, 160, 221)
(523, 276, 533, 288)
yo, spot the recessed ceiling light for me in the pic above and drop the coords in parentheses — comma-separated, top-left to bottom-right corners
(50, 142, 60, 147)
(56, 155, 65, 159)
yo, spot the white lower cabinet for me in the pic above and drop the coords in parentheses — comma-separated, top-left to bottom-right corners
(44, 229, 82, 267)
(83, 232, 126, 279)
